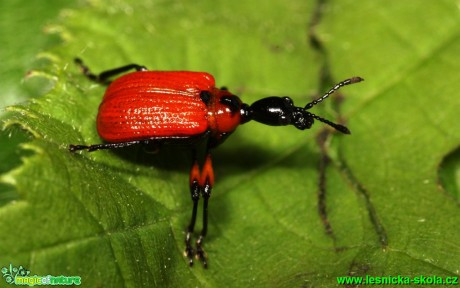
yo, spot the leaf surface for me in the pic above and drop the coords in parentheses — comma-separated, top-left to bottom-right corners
(1, 0, 459, 287)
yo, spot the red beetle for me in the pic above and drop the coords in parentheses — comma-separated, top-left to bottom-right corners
(70, 58, 363, 267)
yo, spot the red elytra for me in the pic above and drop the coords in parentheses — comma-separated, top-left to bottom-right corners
(98, 71, 243, 143)
(69, 58, 363, 268)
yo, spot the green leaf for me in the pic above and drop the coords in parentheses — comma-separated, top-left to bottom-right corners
(0, 0, 79, 110)
(1, 0, 459, 287)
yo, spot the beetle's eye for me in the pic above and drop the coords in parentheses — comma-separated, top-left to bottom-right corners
(220, 96, 240, 113)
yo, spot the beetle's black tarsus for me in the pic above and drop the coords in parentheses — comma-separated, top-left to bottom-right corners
(74, 58, 147, 84)
(196, 235, 208, 268)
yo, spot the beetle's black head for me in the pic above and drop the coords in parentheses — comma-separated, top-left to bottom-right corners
(242, 96, 349, 134)
(240, 77, 364, 134)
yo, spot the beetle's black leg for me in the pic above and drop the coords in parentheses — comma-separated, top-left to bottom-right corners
(69, 140, 143, 152)
(184, 149, 214, 268)
(185, 149, 201, 266)
(74, 58, 148, 84)
(195, 152, 214, 268)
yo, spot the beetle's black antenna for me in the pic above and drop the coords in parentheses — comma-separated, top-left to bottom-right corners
(304, 77, 364, 110)
(305, 111, 350, 134)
